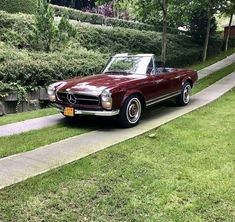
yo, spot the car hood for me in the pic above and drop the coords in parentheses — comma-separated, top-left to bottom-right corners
(57, 73, 144, 95)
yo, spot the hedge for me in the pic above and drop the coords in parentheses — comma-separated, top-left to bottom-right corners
(0, 0, 38, 14)
(73, 23, 202, 67)
(0, 11, 35, 48)
(52, 5, 162, 32)
(0, 45, 108, 88)
(0, 10, 202, 67)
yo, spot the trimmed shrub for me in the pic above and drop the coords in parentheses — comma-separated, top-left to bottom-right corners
(52, 5, 165, 32)
(0, 0, 38, 14)
(0, 11, 35, 48)
(0, 10, 200, 68)
(73, 24, 201, 67)
(52, 5, 104, 25)
(0, 45, 108, 88)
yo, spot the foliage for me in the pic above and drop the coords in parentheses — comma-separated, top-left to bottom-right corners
(73, 23, 202, 67)
(187, 4, 223, 57)
(51, 0, 95, 10)
(0, 11, 35, 48)
(0, 10, 224, 90)
(0, 81, 14, 99)
(52, 4, 161, 32)
(0, 0, 38, 14)
(190, 0, 228, 61)
(0, 45, 108, 88)
(58, 13, 77, 45)
(34, 0, 58, 52)
(188, 5, 217, 45)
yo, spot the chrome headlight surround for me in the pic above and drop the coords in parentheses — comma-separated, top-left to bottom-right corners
(101, 89, 112, 110)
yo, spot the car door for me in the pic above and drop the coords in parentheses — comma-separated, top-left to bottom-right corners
(152, 68, 181, 99)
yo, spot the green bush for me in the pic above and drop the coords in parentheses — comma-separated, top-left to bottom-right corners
(52, 5, 104, 25)
(0, 10, 201, 67)
(0, 11, 35, 48)
(0, 45, 107, 88)
(73, 24, 201, 67)
(0, 0, 38, 14)
(51, 5, 163, 32)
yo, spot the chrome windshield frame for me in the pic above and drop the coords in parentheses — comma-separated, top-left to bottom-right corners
(103, 54, 156, 75)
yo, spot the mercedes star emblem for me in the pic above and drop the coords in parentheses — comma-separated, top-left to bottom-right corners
(67, 93, 76, 104)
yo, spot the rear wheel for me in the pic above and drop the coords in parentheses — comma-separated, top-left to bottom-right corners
(118, 95, 142, 128)
(176, 81, 191, 106)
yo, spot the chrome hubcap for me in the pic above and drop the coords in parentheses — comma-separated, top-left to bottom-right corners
(183, 85, 191, 104)
(126, 98, 141, 124)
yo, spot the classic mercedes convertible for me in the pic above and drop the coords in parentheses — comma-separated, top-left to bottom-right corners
(48, 54, 198, 127)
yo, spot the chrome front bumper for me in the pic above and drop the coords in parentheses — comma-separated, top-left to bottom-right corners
(74, 109, 120, 116)
(52, 103, 120, 117)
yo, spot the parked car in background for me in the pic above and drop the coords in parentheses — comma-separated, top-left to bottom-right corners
(48, 54, 198, 127)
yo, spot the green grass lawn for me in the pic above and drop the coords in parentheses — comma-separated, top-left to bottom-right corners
(0, 89, 234, 221)
(187, 47, 235, 71)
(0, 121, 93, 158)
(0, 107, 57, 126)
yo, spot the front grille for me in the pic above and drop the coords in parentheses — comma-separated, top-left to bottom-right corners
(57, 91, 100, 106)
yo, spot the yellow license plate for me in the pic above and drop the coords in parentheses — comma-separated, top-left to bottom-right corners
(64, 107, 74, 117)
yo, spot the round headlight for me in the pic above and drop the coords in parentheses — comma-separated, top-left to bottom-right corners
(47, 85, 55, 96)
(101, 89, 111, 102)
(47, 85, 56, 101)
(101, 89, 112, 110)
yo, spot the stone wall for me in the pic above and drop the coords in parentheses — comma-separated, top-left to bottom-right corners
(0, 88, 49, 115)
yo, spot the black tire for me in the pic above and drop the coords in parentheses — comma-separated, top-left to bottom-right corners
(176, 81, 192, 106)
(118, 94, 142, 128)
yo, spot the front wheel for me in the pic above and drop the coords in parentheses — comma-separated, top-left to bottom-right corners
(176, 81, 192, 106)
(118, 95, 142, 128)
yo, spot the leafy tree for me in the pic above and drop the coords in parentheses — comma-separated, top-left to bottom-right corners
(223, 0, 235, 51)
(58, 13, 77, 45)
(35, 0, 57, 52)
(193, 0, 228, 62)
(157, 0, 168, 66)
(188, 6, 217, 45)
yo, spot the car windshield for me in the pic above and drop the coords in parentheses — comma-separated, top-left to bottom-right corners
(103, 55, 153, 75)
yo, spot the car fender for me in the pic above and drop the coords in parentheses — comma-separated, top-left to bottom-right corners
(121, 89, 146, 107)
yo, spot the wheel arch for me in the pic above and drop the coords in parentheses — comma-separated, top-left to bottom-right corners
(121, 90, 146, 109)
(182, 77, 193, 88)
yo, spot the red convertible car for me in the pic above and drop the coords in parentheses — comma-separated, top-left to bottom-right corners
(48, 54, 198, 127)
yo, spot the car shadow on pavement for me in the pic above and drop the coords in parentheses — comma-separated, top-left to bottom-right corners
(61, 99, 179, 130)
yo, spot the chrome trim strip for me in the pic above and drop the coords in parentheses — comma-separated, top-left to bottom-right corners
(58, 90, 100, 97)
(146, 91, 180, 106)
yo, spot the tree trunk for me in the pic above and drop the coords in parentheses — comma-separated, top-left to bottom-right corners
(225, 12, 234, 52)
(202, 10, 212, 62)
(161, 0, 168, 66)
